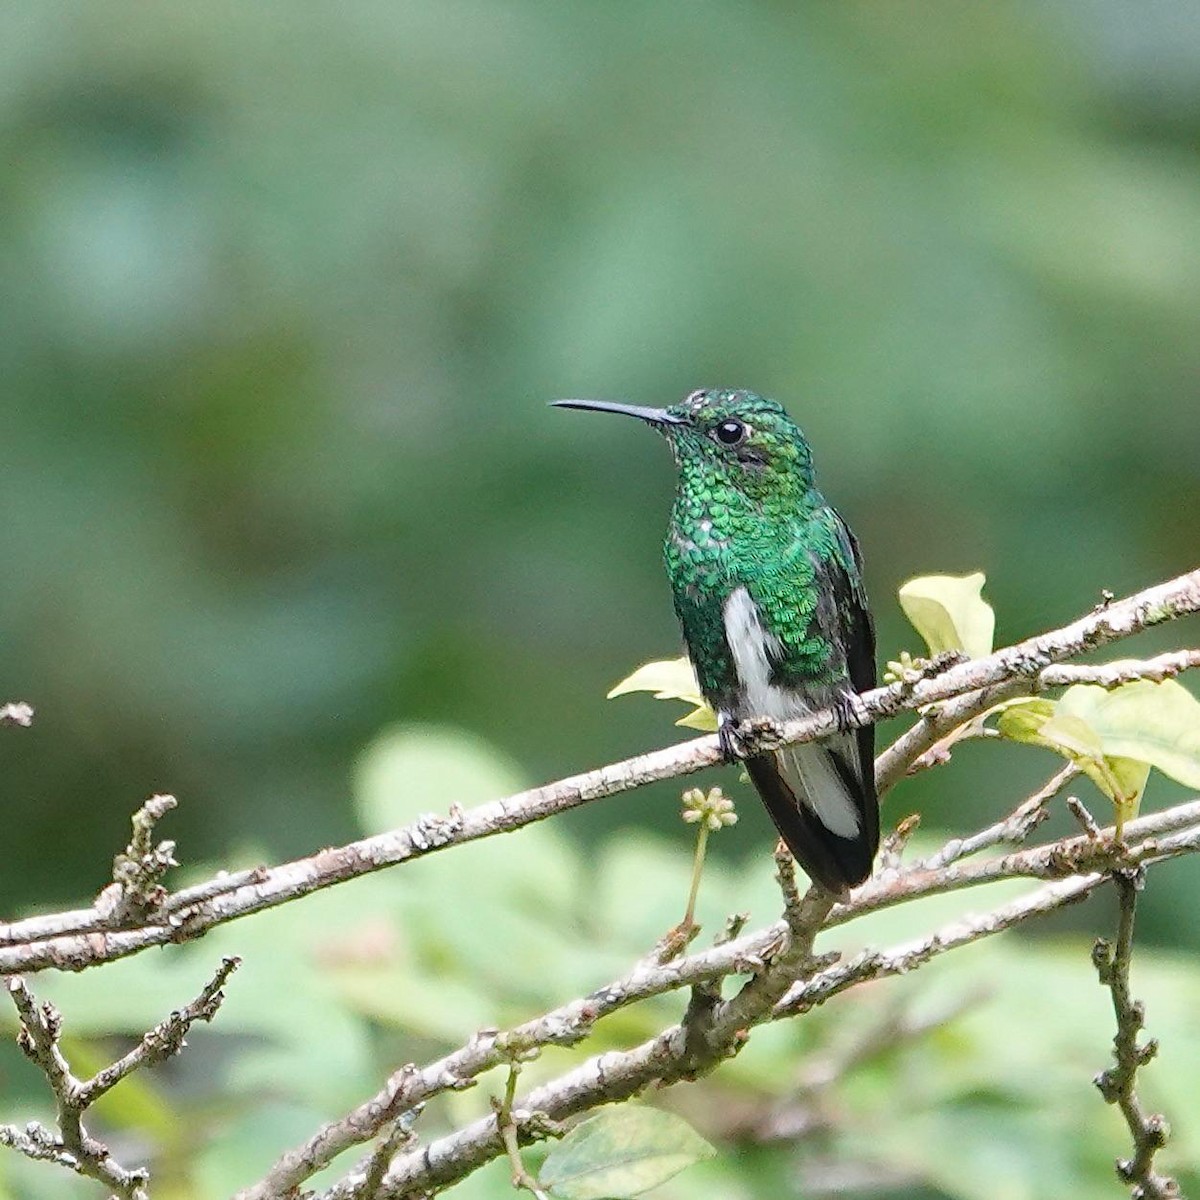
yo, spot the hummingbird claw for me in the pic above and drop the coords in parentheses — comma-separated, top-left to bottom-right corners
(832, 691, 869, 735)
(717, 713, 749, 763)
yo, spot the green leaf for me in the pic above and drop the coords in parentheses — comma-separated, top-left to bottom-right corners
(898, 572, 995, 659)
(540, 1107, 715, 1200)
(1099, 756, 1152, 827)
(994, 697, 1150, 825)
(607, 658, 718, 731)
(607, 657, 702, 703)
(674, 705, 719, 732)
(993, 697, 1056, 744)
(1058, 679, 1200, 790)
(1036, 711, 1105, 760)
(994, 678, 1200, 828)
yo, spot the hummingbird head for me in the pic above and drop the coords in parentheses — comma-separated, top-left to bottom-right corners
(552, 388, 816, 501)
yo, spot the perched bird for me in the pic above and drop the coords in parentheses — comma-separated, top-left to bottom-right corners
(553, 388, 878, 893)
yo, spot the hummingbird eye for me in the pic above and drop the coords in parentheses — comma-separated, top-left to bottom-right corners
(714, 419, 747, 447)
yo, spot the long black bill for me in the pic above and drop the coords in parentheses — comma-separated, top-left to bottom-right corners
(550, 399, 684, 425)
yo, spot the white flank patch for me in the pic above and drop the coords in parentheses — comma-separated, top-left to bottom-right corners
(722, 587, 793, 720)
(723, 587, 861, 839)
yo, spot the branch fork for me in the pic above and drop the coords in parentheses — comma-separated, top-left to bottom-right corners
(1, 957, 238, 1199)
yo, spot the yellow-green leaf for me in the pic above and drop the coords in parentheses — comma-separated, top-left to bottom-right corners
(1036, 712, 1104, 760)
(994, 697, 1056, 745)
(608, 658, 718, 731)
(898, 572, 995, 659)
(1099, 757, 1152, 820)
(1058, 679, 1200, 790)
(540, 1106, 715, 1200)
(994, 697, 1150, 825)
(993, 696, 1152, 835)
(674, 704, 719, 732)
(1070, 750, 1149, 818)
(608, 657, 703, 704)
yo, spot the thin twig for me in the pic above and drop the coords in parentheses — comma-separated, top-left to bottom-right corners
(1093, 872, 1180, 1199)
(877, 813, 921, 872)
(247, 1061, 449, 1198)
(1068, 795, 1104, 839)
(773, 839, 806, 931)
(95, 793, 180, 924)
(77, 956, 240, 1109)
(353, 1109, 422, 1200)
(828, 797, 1200, 927)
(1040, 650, 1200, 689)
(915, 765, 1077, 870)
(891, 649, 1200, 784)
(493, 1065, 550, 1200)
(877, 677, 1031, 791)
(0, 1122, 148, 1199)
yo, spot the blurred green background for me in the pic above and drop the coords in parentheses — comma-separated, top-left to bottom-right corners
(1, 2, 1199, 1196)
(3, 0, 1198, 913)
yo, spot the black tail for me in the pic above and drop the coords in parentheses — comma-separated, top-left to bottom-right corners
(745, 740, 878, 895)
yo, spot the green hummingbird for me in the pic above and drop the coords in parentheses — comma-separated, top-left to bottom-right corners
(553, 388, 878, 893)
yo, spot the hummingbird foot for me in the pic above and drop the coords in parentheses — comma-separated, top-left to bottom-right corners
(832, 691, 870, 735)
(719, 714, 782, 759)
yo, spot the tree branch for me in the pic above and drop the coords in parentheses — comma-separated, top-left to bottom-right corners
(1, 568, 1196, 979)
(239, 787, 1200, 1200)
(77, 956, 240, 1109)
(874, 676, 1029, 792)
(913, 764, 1076, 871)
(1093, 872, 1180, 1198)
(339, 868, 1129, 1198)
(1, 570, 1198, 1197)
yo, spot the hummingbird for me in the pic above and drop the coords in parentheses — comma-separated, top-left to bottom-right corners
(553, 388, 878, 893)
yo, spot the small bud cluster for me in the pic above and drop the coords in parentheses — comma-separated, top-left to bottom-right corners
(681, 787, 738, 831)
(883, 649, 927, 685)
